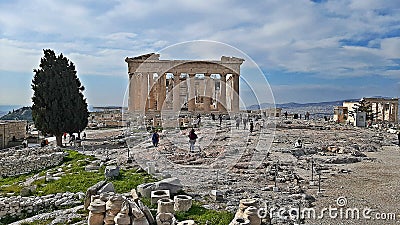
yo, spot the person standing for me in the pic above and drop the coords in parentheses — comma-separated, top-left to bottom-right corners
(188, 129, 198, 152)
(152, 130, 160, 147)
(249, 120, 254, 133)
(218, 114, 223, 126)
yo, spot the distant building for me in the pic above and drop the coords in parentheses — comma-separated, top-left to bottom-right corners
(333, 97, 399, 125)
(88, 107, 126, 128)
(333, 106, 349, 123)
(0, 120, 27, 149)
(261, 108, 282, 117)
(363, 97, 398, 123)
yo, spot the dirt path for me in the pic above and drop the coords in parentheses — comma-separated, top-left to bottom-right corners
(306, 145, 400, 225)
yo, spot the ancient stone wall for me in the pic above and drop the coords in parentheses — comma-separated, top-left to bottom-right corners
(0, 192, 83, 219)
(0, 120, 27, 149)
(0, 147, 66, 177)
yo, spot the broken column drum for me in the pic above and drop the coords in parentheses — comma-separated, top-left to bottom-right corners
(229, 218, 251, 225)
(151, 190, 170, 204)
(244, 206, 261, 225)
(88, 199, 106, 225)
(174, 195, 193, 212)
(156, 212, 176, 225)
(157, 198, 175, 214)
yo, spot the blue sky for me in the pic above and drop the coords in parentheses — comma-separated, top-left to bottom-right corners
(0, 0, 399, 106)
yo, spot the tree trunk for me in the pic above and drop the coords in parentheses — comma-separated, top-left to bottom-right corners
(56, 134, 63, 147)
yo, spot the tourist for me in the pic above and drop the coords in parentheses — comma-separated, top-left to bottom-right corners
(305, 111, 310, 120)
(294, 140, 302, 148)
(284, 111, 288, 119)
(249, 120, 254, 133)
(219, 114, 223, 126)
(188, 129, 198, 152)
(63, 133, 67, 140)
(235, 117, 241, 129)
(22, 138, 28, 148)
(398, 132, 400, 147)
(243, 117, 248, 129)
(152, 130, 160, 147)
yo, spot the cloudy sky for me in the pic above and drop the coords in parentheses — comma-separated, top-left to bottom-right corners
(0, 0, 399, 107)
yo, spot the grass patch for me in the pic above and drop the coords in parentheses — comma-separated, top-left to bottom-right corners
(175, 202, 234, 225)
(113, 170, 157, 194)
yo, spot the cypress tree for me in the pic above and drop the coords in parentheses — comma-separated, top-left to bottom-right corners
(32, 49, 89, 146)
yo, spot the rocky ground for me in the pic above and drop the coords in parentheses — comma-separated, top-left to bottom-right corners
(4, 117, 400, 224)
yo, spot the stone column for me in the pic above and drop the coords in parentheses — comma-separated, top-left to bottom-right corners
(134, 73, 141, 112)
(149, 73, 155, 111)
(128, 73, 135, 112)
(140, 73, 148, 112)
(204, 73, 212, 113)
(173, 73, 181, 112)
(232, 73, 240, 113)
(219, 73, 227, 112)
(188, 73, 196, 112)
(157, 73, 167, 111)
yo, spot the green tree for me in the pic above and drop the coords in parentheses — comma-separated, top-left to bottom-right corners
(32, 49, 89, 146)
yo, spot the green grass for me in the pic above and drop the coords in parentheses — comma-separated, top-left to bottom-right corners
(0, 150, 156, 197)
(112, 169, 157, 194)
(175, 202, 234, 225)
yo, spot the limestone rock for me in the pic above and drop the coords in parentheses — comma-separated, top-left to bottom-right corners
(98, 182, 115, 194)
(155, 178, 183, 195)
(105, 165, 120, 179)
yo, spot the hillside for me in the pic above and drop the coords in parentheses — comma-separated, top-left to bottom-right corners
(0, 106, 32, 121)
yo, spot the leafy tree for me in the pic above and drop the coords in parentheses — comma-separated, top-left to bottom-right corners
(32, 49, 89, 146)
(350, 98, 374, 121)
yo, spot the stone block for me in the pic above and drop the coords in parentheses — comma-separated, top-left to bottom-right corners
(174, 195, 192, 212)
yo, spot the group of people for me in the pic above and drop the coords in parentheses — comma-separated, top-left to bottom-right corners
(235, 116, 255, 133)
(151, 128, 198, 152)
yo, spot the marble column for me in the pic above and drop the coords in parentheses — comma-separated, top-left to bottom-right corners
(204, 73, 212, 113)
(232, 73, 240, 113)
(148, 73, 155, 111)
(157, 73, 167, 111)
(188, 73, 196, 112)
(173, 73, 181, 112)
(219, 73, 227, 112)
(134, 73, 141, 111)
(128, 73, 135, 112)
(140, 73, 148, 113)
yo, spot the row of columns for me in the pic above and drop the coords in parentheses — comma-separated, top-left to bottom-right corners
(129, 72, 240, 113)
(373, 101, 398, 123)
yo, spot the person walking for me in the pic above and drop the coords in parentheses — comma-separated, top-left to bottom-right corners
(188, 129, 198, 152)
(398, 132, 400, 147)
(152, 130, 160, 147)
(249, 120, 254, 133)
(235, 117, 241, 129)
(218, 114, 223, 126)
(243, 117, 248, 130)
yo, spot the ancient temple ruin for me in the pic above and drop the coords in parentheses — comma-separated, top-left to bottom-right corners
(125, 53, 244, 115)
